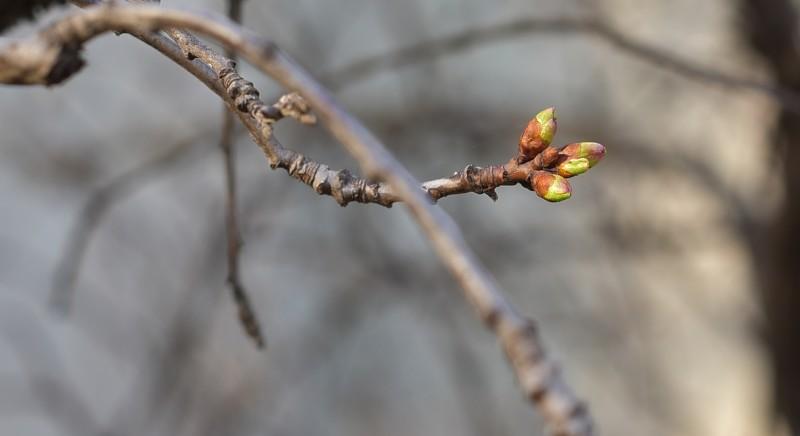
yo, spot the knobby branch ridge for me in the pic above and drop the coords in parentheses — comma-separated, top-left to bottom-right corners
(0, 3, 610, 435)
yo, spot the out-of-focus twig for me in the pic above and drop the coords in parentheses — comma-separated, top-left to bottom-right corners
(12, 5, 594, 433)
(50, 137, 202, 314)
(323, 16, 800, 113)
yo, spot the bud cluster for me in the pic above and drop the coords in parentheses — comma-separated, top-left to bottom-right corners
(516, 108, 606, 202)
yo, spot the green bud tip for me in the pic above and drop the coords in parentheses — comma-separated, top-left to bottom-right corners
(533, 171, 572, 202)
(558, 157, 590, 177)
(560, 142, 605, 167)
(534, 107, 557, 146)
(518, 107, 558, 160)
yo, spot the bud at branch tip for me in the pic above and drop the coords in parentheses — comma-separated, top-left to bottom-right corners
(532, 171, 571, 202)
(518, 107, 558, 162)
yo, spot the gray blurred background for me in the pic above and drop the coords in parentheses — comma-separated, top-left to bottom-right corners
(1, 0, 796, 435)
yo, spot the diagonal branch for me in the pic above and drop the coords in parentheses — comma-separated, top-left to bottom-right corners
(5, 4, 594, 434)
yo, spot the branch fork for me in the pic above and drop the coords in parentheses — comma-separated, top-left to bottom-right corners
(419, 107, 606, 204)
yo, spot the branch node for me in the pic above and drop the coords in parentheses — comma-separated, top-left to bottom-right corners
(332, 169, 353, 206)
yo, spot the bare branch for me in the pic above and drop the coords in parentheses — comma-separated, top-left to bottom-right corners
(8, 4, 595, 434)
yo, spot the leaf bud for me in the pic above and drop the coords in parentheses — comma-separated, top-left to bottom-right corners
(532, 171, 572, 202)
(518, 107, 557, 162)
(558, 142, 605, 168)
(556, 157, 590, 177)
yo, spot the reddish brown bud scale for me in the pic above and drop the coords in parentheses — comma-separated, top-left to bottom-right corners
(558, 142, 606, 167)
(552, 142, 606, 178)
(531, 171, 571, 202)
(518, 107, 557, 163)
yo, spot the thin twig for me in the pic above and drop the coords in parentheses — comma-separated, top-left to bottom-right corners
(220, 90, 265, 349)
(218, 0, 265, 349)
(143, 18, 522, 207)
(323, 16, 800, 113)
(7, 5, 594, 434)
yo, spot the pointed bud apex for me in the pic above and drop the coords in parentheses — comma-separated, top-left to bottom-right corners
(535, 107, 557, 144)
(518, 107, 557, 162)
(558, 142, 606, 167)
(532, 171, 572, 202)
(557, 157, 590, 177)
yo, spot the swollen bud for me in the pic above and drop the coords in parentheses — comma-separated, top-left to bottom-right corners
(557, 157, 590, 177)
(532, 171, 572, 202)
(558, 142, 606, 168)
(518, 107, 557, 162)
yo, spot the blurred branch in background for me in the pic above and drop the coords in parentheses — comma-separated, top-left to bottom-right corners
(103, 181, 289, 436)
(50, 136, 205, 314)
(324, 16, 800, 113)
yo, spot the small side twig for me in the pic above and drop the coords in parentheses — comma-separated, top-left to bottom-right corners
(218, 0, 265, 349)
(220, 92, 264, 348)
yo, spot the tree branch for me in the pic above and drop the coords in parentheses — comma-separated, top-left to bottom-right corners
(5, 4, 595, 434)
